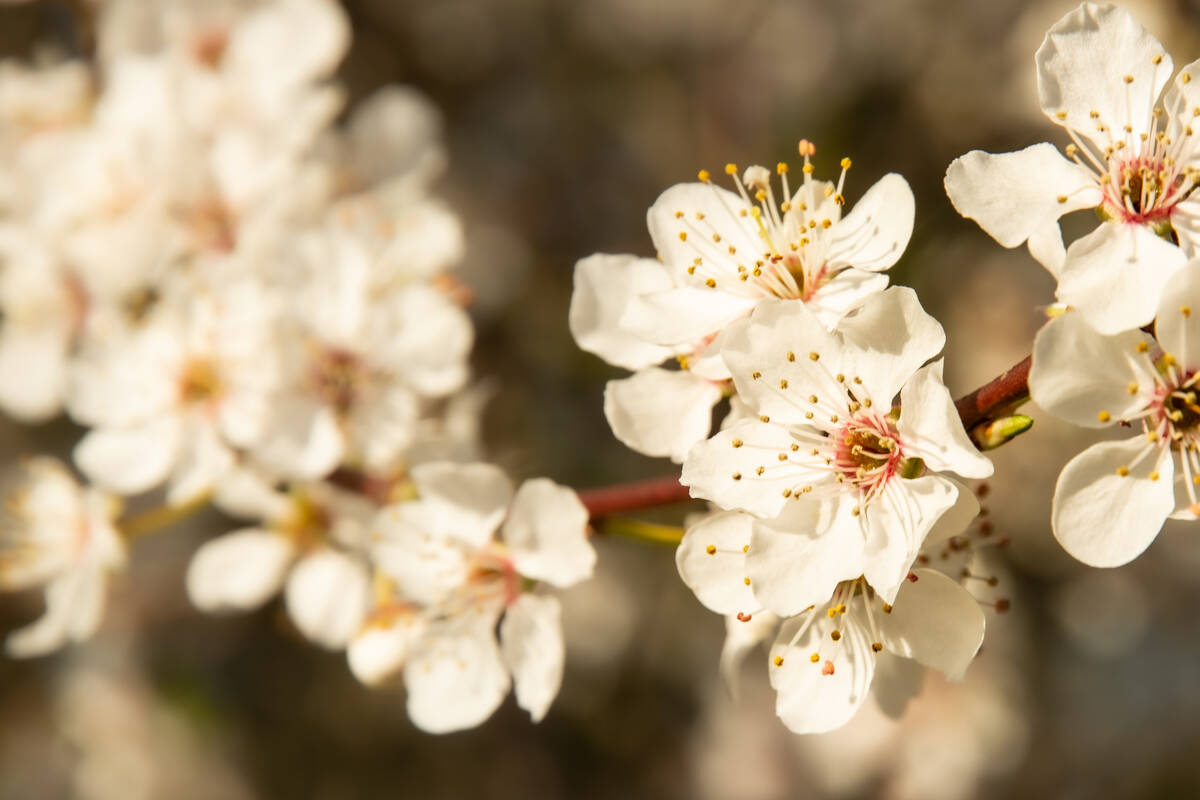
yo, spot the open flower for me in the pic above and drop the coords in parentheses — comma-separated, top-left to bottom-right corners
(349, 462, 595, 733)
(0, 459, 125, 657)
(681, 287, 992, 602)
(571, 142, 914, 462)
(1029, 261, 1200, 566)
(946, 2, 1200, 334)
(676, 509, 984, 734)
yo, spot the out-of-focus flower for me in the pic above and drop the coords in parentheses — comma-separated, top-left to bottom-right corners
(681, 288, 991, 604)
(1029, 261, 1200, 566)
(185, 468, 373, 649)
(571, 142, 913, 462)
(946, 2, 1200, 334)
(68, 278, 280, 504)
(0, 459, 124, 657)
(348, 461, 595, 733)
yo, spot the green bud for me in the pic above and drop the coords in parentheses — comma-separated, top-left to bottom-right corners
(971, 415, 1034, 451)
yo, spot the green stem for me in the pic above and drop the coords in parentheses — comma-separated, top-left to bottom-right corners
(118, 492, 213, 541)
(597, 518, 685, 547)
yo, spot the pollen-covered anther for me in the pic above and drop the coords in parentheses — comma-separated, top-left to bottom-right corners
(774, 655, 784, 666)
(1116, 465, 1130, 477)
(809, 352, 820, 361)
(822, 660, 835, 676)
(705, 545, 716, 555)
(809, 652, 820, 663)
(731, 438, 744, 448)
(1098, 410, 1112, 422)
(830, 630, 842, 641)
(871, 642, 883, 653)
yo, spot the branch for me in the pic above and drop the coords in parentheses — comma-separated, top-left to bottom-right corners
(954, 355, 1032, 429)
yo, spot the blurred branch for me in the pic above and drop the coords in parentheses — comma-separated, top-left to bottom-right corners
(579, 475, 693, 520)
(118, 491, 212, 541)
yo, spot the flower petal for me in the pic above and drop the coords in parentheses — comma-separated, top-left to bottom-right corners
(719, 611, 779, 701)
(499, 593, 564, 723)
(863, 475, 961, 603)
(681, 421, 825, 518)
(6, 568, 107, 658)
(502, 479, 594, 588)
(603, 368, 722, 463)
(747, 495, 866, 617)
(74, 417, 180, 496)
(410, 461, 513, 548)
(348, 613, 428, 687)
(619, 286, 757, 347)
(1151, 260, 1200, 366)
(807, 269, 889, 328)
(284, 548, 371, 650)
(881, 568, 985, 680)
(897, 360, 993, 479)
(1057, 222, 1189, 334)
(1028, 220, 1067, 278)
(1053, 437, 1174, 567)
(1036, 2, 1171, 144)
(768, 612, 875, 734)
(569, 253, 676, 370)
(646, 182, 762, 282)
(404, 611, 510, 734)
(1029, 311, 1157, 428)
(675, 510, 757, 615)
(186, 528, 295, 612)
(371, 503, 470, 605)
(837, 286, 947, 406)
(826, 173, 914, 271)
(944, 144, 1099, 247)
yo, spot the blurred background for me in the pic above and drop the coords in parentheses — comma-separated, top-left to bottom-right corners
(4, 0, 1200, 797)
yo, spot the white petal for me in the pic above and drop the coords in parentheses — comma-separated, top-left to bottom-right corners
(837, 286, 947, 406)
(863, 475, 961, 603)
(569, 253, 676, 370)
(619, 286, 756, 347)
(807, 269, 889, 328)
(74, 417, 180, 496)
(410, 461, 513, 548)
(603, 369, 722, 463)
(1028, 221, 1067, 278)
(747, 495, 866, 617)
(675, 510, 757, 615)
(1057, 223, 1188, 334)
(1028, 312, 1157, 428)
(502, 479, 595, 588)
(371, 504, 470, 605)
(348, 614, 427, 687)
(254, 399, 344, 481)
(1151, 260, 1200, 366)
(1052, 438, 1174, 567)
(768, 612, 874, 734)
(719, 299, 844, 426)
(646, 182, 762, 281)
(212, 466, 292, 521)
(186, 529, 295, 612)
(404, 612, 510, 734)
(284, 548, 371, 650)
(0, 328, 67, 422)
(826, 173, 914, 271)
(7, 568, 106, 658)
(500, 594, 564, 723)
(897, 360, 993, 479)
(166, 420, 236, 506)
(1036, 3, 1170, 145)
(944, 144, 1099, 247)
(681, 422, 824, 518)
(881, 568, 985, 680)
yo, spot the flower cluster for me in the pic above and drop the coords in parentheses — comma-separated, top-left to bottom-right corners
(574, 145, 996, 732)
(0, 0, 597, 731)
(949, 2, 1200, 569)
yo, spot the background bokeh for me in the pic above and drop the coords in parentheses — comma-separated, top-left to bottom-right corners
(4, 0, 1200, 797)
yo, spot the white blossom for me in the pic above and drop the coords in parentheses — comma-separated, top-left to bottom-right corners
(0, 459, 125, 657)
(571, 143, 914, 462)
(946, 2, 1200, 333)
(1029, 261, 1200, 566)
(681, 288, 991, 603)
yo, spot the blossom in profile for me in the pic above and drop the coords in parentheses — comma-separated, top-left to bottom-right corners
(0, 459, 125, 657)
(1029, 261, 1200, 566)
(571, 142, 914, 462)
(946, 2, 1200, 334)
(675, 510, 985, 734)
(349, 462, 595, 733)
(681, 287, 991, 603)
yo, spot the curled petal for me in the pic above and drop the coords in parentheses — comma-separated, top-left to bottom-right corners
(603, 368, 722, 463)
